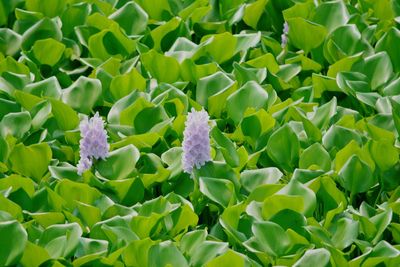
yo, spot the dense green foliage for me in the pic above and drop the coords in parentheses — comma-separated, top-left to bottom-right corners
(1, 0, 400, 266)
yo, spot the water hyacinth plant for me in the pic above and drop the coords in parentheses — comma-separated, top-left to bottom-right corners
(2, 1, 400, 266)
(77, 112, 109, 175)
(182, 108, 211, 174)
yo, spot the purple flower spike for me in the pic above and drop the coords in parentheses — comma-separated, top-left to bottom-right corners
(281, 21, 289, 48)
(77, 112, 109, 175)
(182, 108, 211, 173)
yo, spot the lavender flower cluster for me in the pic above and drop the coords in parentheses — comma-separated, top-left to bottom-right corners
(77, 112, 109, 175)
(281, 21, 289, 48)
(182, 108, 211, 173)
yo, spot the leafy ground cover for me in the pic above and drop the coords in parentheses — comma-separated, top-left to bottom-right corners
(1, 0, 400, 266)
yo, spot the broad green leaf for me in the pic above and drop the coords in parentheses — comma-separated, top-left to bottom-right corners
(21, 18, 62, 51)
(354, 51, 393, 90)
(55, 179, 102, 209)
(190, 241, 229, 267)
(368, 139, 398, 171)
(287, 18, 327, 54)
(293, 248, 330, 267)
(240, 167, 282, 192)
(32, 38, 65, 66)
(204, 250, 250, 267)
(20, 241, 50, 267)
(38, 223, 82, 258)
(334, 140, 375, 172)
(330, 217, 359, 250)
(24, 77, 62, 99)
(0, 111, 31, 139)
(210, 126, 239, 168)
(109, 2, 148, 35)
(196, 71, 237, 116)
(96, 145, 139, 180)
(339, 155, 376, 194)
(110, 68, 146, 100)
(135, 0, 172, 21)
(0, 29, 21, 56)
(313, 0, 349, 32)
(62, 77, 102, 114)
(0, 218, 28, 266)
(267, 124, 300, 172)
(199, 176, 236, 208)
(299, 143, 331, 171)
(251, 221, 290, 257)
(88, 27, 136, 61)
(243, 0, 267, 29)
(148, 241, 189, 267)
(226, 81, 268, 124)
(25, 0, 66, 18)
(9, 142, 52, 182)
(141, 49, 180, 83)
(122, 238, 158, 267)
(49, 98, 79, 131)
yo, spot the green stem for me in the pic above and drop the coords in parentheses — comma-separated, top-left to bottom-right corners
(349, 192, 355, 207)
(374, 175, 384, 207)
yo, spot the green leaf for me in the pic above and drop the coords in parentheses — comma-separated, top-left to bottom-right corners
(61, 77, 102, 114)
(287, 18, 327, 54)
(323, 25, 370, 63)
(141, 49, 180, 83)
(24, 76, 62, 99)
(210, 126, 239, 168)
(20, 241, 50, 267)
(0, 218, 28, 266)
(150, 17, 183, 52)
(122, 238, 157, 267)
(196, 71, 237, 117)
(180, 229, 207, 255)
(49, 98, 79, 131)
(199, 176, 236, 208)
(376, 27, 400, 72)
(243, 0, 267, 29)
(0, 111, 31, 139)
(135, 0, 172, 21)
(202, 32, 237, 64)
(391, 99, 400, 140)
(313, 0, 349, 32)
(55, 179, 101, 209)
(330, 217, 359, 250)
(25, 0, 66, 18)
(38, 223, 82, 258)
(368, 139, 398, 171)
(240, 167, 282, 192)
(109, 2, 148, 35)
(267, 124, 300, 172)
(88, 27, 136, 61)
(21, 18, 62, 51)
(293, 248, 330, 267)
(148, 241, 189, 267)
(226, 81, 268, 124)
(0, 29, 21, 56)
(251, 221, 290, 257)
(97, 145, 140, 180)
(32, 38, 65, 66)
(204, 250, 250, 267)
(9, 142, 52, 182)
(110, 68, 146, 100)
(189, 241, 228, 267)
(354, 51, 393, 90)
(339, 155, 376, 194)
(299, 143, 331, 171)
(233, 62, 267, 86)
